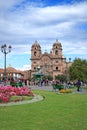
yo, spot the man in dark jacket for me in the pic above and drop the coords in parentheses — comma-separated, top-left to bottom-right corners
(76, 80, 81, 92)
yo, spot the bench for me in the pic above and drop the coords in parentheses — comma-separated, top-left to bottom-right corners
(52, 84, 64, 91)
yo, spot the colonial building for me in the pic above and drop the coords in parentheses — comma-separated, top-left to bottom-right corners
(30, 39, 71, 80)
(0, 64, 32, 80)
(0, 66, 24, 81)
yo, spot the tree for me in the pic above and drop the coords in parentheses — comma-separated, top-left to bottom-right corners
(55, 75, 66, 82)
(42, 75, 53, 81)
(69, 58, 87, 81)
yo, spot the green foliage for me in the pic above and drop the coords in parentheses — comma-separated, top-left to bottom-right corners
(69, 58, 87, 80)
(42, 75, 53, 80)
(55, 75, 66, 81)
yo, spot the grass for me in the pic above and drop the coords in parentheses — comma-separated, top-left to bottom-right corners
(10, 95, 33, 102)
(0, 90, 87, 130)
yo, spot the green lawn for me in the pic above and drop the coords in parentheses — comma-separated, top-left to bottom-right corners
(0, 90, 87, 130)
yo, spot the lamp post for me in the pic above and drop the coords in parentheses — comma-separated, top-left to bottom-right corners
(66, 58, 71, 88)
(1, 44, 12, 86)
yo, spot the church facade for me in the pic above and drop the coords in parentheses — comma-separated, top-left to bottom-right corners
(30, 39, 70, 80)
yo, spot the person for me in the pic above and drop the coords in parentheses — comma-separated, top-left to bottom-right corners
(76, 80, 81, 92)
(53, 80, 57, 85)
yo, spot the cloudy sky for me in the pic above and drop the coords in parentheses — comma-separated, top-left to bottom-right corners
(0, 0, 87, 70)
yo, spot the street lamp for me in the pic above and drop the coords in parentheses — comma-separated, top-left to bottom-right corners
(65, 58, 71, 88)
(1, 44, 12, 85)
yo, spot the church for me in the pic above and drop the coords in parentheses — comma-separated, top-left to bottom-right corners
(30, 39, 71, 80)
(0, 39, 72, 81)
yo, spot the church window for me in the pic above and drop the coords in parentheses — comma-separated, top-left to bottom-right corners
(34, 51, 37, 56)
(56, 67, 58, 70)
(56, 61, 58, 63)
(34, 67, 36, 70)
(55, 50, 58, 55)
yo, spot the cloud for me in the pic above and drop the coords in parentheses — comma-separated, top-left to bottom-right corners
(0, 1, 87, 38)
(11, 44, 32, 54)
(16, 64, 31, 71)
(0, 0, 87, 70)
(0, 0, 22, 9)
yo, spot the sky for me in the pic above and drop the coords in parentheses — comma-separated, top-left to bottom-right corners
(0, 0, 87, 70)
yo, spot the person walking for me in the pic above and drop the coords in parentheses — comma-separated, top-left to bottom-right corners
(76, 80, 81, 92)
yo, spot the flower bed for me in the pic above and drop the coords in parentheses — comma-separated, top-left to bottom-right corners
(0, 86, 34, 103)
(59, 89, 72, 93)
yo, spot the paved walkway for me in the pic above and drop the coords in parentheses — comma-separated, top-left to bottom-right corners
(29, 85, 87, 94)
(29, 85, 53, 91)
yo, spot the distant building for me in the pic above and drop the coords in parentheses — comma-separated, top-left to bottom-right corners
(30, 39, 72, 80)
(0, 66, 24, 80)
(0, 65, 31, 81)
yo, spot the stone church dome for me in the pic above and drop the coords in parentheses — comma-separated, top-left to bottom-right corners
(53, 39, 62, 47)
(31, 40, 41, 49)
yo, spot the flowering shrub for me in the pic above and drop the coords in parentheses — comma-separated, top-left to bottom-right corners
(0, 86, 34, 103)
(59, 89, 72, 93)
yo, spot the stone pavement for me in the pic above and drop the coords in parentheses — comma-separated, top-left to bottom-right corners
(29, 85, 53, 91)
(29, 85, 87, 94)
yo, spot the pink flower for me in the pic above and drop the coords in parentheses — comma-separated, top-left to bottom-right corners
(0, 86, 34, 103)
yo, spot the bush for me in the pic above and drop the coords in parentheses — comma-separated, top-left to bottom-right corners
(0, 86, 34, 103)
